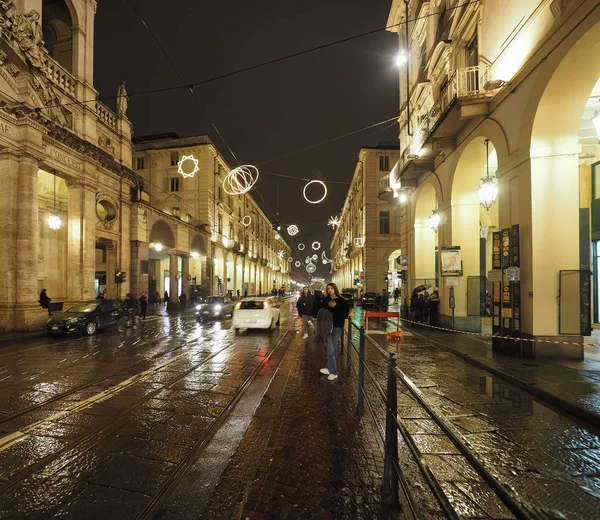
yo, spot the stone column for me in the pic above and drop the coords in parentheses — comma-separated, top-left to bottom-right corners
(181, 255, 190, 301)
(0, 152, 18, 331)
(130, 240, 149, 297)
(106, 242, 117, 299)
(67, 182, 96, 302)
(169, 253, 179, 308)
(14, 155, 47, 330)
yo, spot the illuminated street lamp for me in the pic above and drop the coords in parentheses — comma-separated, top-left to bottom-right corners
(154, 243, 163, 252)
(190, 251, 199, 260)
(395, 50, 407, 67)
(478, 139, 498, 211)
(429, 210, 440, 232)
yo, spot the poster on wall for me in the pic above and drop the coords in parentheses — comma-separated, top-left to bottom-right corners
(440, 247, 463, 276)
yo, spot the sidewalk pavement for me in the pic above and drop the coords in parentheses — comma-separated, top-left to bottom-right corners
(381, 308, 600, 429)
(170, 327, 390, 520)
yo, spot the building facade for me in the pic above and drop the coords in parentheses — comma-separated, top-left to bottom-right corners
(132, 135, 290, 304)
(0, 0, 135, 331)
(386, 0, 600, 359)
(330, 145, 401, 294)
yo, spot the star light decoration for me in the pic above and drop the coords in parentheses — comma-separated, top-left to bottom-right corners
(312, 241, 321, 251)
(177, 155, 200, 178)
(277, 251, 285, 259)
(328, 215, 340, 229)
(287, 224, 299, 236)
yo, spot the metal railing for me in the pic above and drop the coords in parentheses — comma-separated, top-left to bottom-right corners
(378, 174, 391, 195)
(340, 316, 566, 519)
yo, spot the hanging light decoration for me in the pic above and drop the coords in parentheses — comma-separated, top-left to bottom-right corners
(223, 165, 259, 195)
(277, 251, 285, 259)
(295, 261, 301, 267)
(242, 216, 252, 227)
(287, 224, 299, 236)
(298, 243, 305, 251)
(327, 215, 340, 229)
(306, 262, 317, 274)
(303, 180, 327, 204)
(287, 256, 293, 263)
(274, 233, 281, 240)
(321, 251, 332, 264)
(312, 241, 321, 251)
(154, 243, 164, 252)
(477, 139, 499, 211)
(47, 174, 62, 232)
(311, 254, 318, 261)
(177, 155, 199, 178)
(429, 210, 440, 232)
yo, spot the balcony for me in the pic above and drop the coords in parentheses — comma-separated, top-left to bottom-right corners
(400, 64, 495, 178)
(41, 54, 77, 98)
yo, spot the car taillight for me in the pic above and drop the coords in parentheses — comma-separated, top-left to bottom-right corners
(262, 302, 269, 309)
(235, 302, 241, 310)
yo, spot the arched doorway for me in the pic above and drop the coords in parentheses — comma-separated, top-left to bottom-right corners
(523, 17, 600, 353)
(148, 220, 176, 302)
(214, 248, 224, 295)
(42, 0, 77, 72)
(226, 252, 234, 296)
(449, 138, 500, 332)
(190, 233, 208, 297)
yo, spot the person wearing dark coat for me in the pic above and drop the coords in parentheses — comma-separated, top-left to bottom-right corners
(318, 283, 349, 381)
(296, 287, 314, 339)
(139, 294, 148, 319)
(39, 289, 51, 315)
(312, 290, 323, 321)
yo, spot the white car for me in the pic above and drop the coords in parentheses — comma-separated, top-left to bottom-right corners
(232, 298, 280, 331)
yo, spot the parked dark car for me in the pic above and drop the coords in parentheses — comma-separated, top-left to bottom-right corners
(341, 292, 354, 309)
(195, 295, 234, 320)
(47, 299, 125, 335)
(361, 292, 377, 310)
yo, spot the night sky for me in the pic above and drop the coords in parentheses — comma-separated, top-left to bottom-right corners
(94, 0, 399, 281)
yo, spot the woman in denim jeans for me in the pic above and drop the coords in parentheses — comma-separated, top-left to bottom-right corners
(319, 283, 349, 381)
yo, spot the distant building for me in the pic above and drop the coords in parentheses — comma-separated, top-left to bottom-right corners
(132, 134, 290, 300)
(330, 144, 400, 295)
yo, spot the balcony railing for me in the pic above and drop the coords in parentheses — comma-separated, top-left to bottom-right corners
(379, 174, 391, 194)
(41, 54, 77, 98)
(95, 102, 117, 131)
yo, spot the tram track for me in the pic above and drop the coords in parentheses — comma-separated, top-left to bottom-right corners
(0, 321, 295, 516)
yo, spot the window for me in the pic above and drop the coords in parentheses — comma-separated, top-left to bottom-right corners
(170, 177, 180, 192)
(170, 152, 179, 166)
(466, 34, 479, 67)
(218, 186, 222, 200)
(218, 214, 223, 235)
(136, 157, 145, 170)
(379, 211, 390, 234)
(379, 155, 390, 171)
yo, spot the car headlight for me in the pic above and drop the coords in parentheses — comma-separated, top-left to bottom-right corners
(66, 317, 80, 324)
(195, 304, 201, 310)
(214, 304, 222, 312)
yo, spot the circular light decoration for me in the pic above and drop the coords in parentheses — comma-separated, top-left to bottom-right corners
(242, 216, 252, 227)
(303, 180, 327, 204)
(321, 251, 332, 264)
(295, 261, 301, 267)
(274, 233, 281, 240)
(312, 254, 318, 261)
(177, 155, 200, 178)
(223, 165, 259, 195)
(298, 243, 305, 251)
(312, 241, 321, 251)
(306, 262, 317, 274)
(328, 215, 340, 229)
(305, 256, 311, 264)
(287, 224, 299, 236)
(287, 257, 293, 263)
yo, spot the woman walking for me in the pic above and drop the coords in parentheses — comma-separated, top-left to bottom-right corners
(296, 286, 314, 339)
(318, 283, 349, 381)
